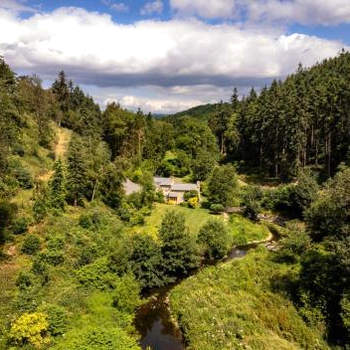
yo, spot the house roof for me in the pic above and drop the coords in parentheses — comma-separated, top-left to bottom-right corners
(171, 183, 198, 192)
(123, 179, 142, 196)
(154, 177, 173, 186)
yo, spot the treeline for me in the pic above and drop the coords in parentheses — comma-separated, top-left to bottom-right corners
(207, 51, 350, 179)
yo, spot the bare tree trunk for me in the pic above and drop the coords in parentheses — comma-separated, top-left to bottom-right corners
(91, 180, 98, 201)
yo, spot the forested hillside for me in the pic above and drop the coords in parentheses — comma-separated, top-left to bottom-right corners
(0, 51, 349, 349)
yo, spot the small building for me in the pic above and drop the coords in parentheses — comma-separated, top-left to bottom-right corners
(153, 177, 200, 204)
(123, 179, 142, 196)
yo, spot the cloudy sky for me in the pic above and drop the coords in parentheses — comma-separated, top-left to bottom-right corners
(1, 0, 350, 113)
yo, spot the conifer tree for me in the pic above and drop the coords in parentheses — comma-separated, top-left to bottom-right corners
(66, 135, 89, 206)
(49, 160, 66, 210)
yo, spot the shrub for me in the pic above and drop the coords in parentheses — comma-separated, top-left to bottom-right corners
(112, 274, 141, 313)
(32, 256, 49, 276)
(210, 203, 224, 214)
(21, 235, 41, 255)
(76, 257, 117, 290)
(12, 217, 30, 235)
(53, 325, 139, 350)
(9, 312, 50, 348)
(198, 220, 231, 260)
(40, 304, 67, 336)
(188, 197, 199, 209)
(13, 165, 33, 189)
(16, 271, 34, 291)
(0, 201, 17, 243)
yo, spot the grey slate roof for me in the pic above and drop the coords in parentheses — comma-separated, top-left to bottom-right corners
(123, 179, 142, 196)
(171, 183, 198, 192)
(154, 177, 173, 186)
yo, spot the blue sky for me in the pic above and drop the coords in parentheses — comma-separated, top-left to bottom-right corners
(1, 0, 350, 113)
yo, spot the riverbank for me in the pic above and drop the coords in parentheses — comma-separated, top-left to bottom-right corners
(134, 224, 277, 350)
(169, 247, 330, 350)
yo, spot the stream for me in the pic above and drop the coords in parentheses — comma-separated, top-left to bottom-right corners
(134, 232, 279, 350)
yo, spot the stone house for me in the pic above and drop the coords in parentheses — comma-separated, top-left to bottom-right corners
(154, 177, 200, 204)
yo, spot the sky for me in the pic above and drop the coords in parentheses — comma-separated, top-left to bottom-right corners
(1, 1, 350, 114)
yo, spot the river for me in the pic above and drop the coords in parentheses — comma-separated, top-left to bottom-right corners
(134, 232, 279, 350)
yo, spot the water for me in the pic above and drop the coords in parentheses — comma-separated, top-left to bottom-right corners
(135, 287, 184, 350)
(135, 233, 279, 350)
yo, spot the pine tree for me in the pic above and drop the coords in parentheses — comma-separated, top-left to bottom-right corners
(66, 135, 89, 206)
(49, 160, 66, 210)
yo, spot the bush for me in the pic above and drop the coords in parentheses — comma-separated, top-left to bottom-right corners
(14, 166, 33, 189)
(112, 274, 141, 313)
(16, 271, 34, 291)
(12, 217, 30, 235)
(210, 203, 224, 214)
(9, 312, 50, 348)
(21, 235, 41, 255)
(0, 201, 17, 243)
(53, 325, 139, 350)
(188, 196, 199, 209)
(198, 220, 231, 260)
(40, 304, 67, 336)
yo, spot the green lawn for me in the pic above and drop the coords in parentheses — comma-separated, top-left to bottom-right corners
(133, 204, 271, 245)
(133, 203, 218, 237)
(227, 214, 271, 245)
(170, 248, 330, 350)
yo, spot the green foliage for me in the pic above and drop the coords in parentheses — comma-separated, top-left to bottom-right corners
(130, 234, 165, 289)
(12, 162, 33, 189)
(159, 211, 200, 279)
(66, 134, 89, 206)
(112, 274, 141, 313)
(341, 293, 350, 331)
(197, 219, 231, 260)
(9, 312, 50, 348)
(49, 160, 66, 210)
(275, 226, 311, 263)
(12, 216, 30, 235)
(21, 235, 41, 255)
(53, 325, 139, 350)
(242, 185, 263, 221)
(40, 304, 67, 336)
(170, 249, 329, 350)
(208, 165, 238, 207)
(306, 167, 350, 241)
(192, 149, 217, 181)
(32, 183, 50, 223)
(16, 271, 34, 291)
(76, 257, 116, 290)
(209, 203, 225, 214)
(0, 200, 17, 243)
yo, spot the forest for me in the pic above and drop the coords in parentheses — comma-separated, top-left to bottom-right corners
(0, 50, 349, 349)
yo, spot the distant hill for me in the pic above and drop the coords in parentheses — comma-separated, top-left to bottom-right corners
(166, 103, 229, 122)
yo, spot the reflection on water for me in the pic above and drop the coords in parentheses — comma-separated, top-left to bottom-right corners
(135, 287, 184, 350)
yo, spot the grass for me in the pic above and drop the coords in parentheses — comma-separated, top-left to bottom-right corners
(228, 214, 271, 245)
(170, 247, 330, 350)
(132, 203, 271, 246)
(133, 203, 218, 237)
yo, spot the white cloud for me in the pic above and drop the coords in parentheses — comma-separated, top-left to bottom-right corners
(170, 0, 350, 25)
(140, 0, 163, 16)
(0, 0, 35, 13)
(112, 95, 203, 114)
(110, 3, 129, 13)
(0, 7, 347, 112)
(248, 0, 350, 26)
(170, 0, 236, 19)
